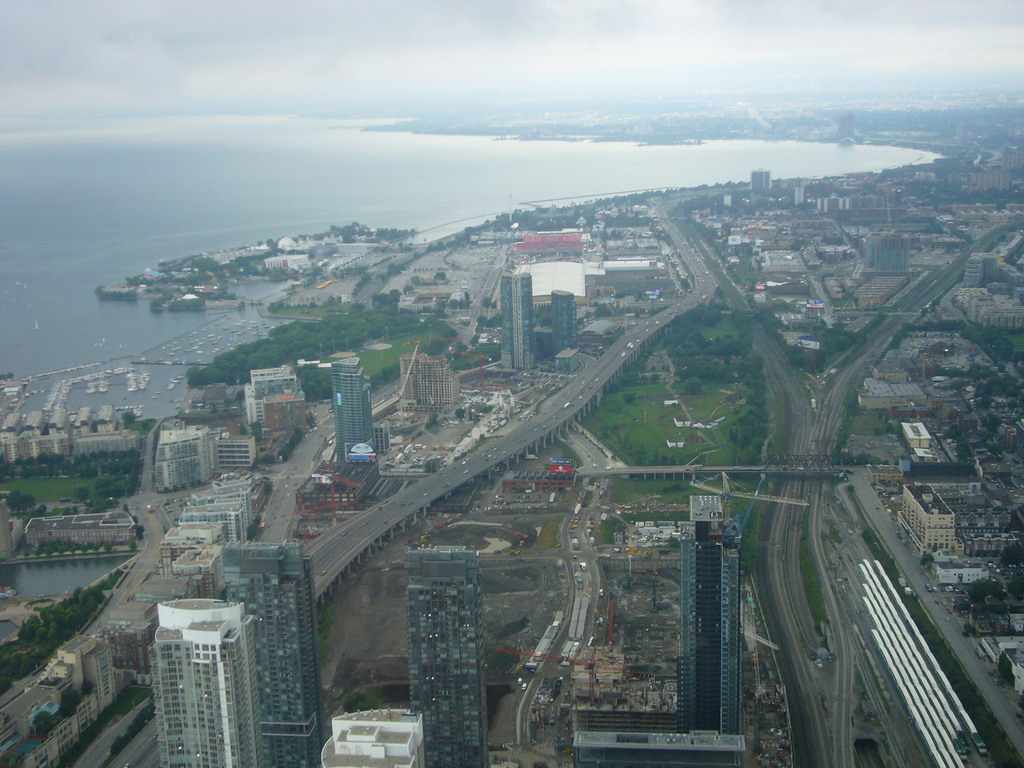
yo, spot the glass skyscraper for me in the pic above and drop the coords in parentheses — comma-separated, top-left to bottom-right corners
(677, 496, 741, 735)
(500, 272, 535, 370)
(331, 358, 373, 454)
(550, 289, 577, 355)
(405, 546, 488, 768)
(223, 542, 324, 768)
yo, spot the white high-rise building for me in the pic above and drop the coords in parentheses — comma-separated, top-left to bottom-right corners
(155, 424, 217, 492)
(154, 599, 264, 768)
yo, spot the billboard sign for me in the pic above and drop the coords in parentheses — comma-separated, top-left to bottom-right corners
(345, 442, 377, 462)
(550, 458, 574, 474)
(797, 336, 821, 350)
(807, 298, 825, 309)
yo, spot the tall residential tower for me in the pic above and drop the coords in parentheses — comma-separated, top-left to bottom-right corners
(677, 496, 741, 735)
(331, 358, 373, 456)
(224, 542, 324, 768)
(405, 547, 488, 768)
(550, 289, 577, 356)
(500, 272, 535, 370)
(153, 599, 264, 768)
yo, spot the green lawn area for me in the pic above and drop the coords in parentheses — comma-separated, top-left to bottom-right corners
(0, 478, 97, 502)
(849, 413, 888, 435)
(1007, 332, 1024, 351)
(609, 478, 697, 507)
(699, 315, 743, 340)
(586, 381, 752, 467)
(535, 520, 559, 550)
(330, 322, 453, 378)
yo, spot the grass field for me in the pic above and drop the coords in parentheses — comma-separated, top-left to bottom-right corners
(344, 325, 453, 378)
(0, 478, 97, 502)
(586, 381, 750, 466)
(849, 412, 888, 435)
(610, 477, 695, 506)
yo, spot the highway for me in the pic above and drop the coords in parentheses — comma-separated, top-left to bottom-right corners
(306, 242, 719, 596)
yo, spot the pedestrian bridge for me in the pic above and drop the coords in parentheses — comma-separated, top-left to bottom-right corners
(576, 455, 837, 479)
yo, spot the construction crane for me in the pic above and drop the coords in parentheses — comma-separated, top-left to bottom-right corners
(453, 350, 490, 389)
(397, 337, 456, 415)
(396, 344, 420, 414)
(498, 647, 625, 702)
(689, 472, 807, 515)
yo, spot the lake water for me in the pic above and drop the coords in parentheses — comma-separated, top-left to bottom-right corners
(0, 116, 939, 381)
(0, 554, 131, 598)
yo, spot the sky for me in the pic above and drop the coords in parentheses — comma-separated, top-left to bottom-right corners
(3, 0, 1024, 118)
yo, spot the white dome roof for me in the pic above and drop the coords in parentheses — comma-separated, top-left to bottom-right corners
(277, 236, 297, 248)
(349, 443, 374, 454)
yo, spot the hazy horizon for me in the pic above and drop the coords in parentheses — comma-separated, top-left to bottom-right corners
(3, 0, 1023, 119)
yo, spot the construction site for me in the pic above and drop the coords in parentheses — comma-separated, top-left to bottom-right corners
(318, 461, 796, 768)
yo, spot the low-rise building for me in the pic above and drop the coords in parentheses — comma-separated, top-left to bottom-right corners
(858, 379, 926, 409)
(71, 430, 141, 456)
(320, 709, 425, 768)
(216, 432, 256, 469)
(24, 512, 135, 550)
(573, 731, 745, 768)
(95, 602, 159, 682)
(898, 484, 959, 556)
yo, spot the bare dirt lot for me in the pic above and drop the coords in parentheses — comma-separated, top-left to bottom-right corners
(320, 510, 570, 740)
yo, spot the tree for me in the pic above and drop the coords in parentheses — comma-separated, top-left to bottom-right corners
(454, 408, 466, 420)
(1001, 544, 1024, 566)
(6, 490, 35, 513)
(682, 377, 703, 395)
(1007, 575, 1024, 599)
(920, 553, 935, 567)
(967, 578, 1005, 604)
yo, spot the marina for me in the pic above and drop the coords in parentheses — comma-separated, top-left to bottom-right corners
(16, 301, 286, 422)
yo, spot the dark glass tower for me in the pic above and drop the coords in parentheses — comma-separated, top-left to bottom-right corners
(678, 496, 741, 735)
(405, 546, 488, 768)
(550, 289, 577, 355)
(500, 272, 535, 370)
(865, 232, 909, 275)
(223, 542, 324, 768)
(331, 358, 373, 453)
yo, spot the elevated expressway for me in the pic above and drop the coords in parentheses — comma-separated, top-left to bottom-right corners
(306, 249, 719, 599)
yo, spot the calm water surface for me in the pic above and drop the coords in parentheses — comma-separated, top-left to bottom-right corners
(0, 116, 939, 378)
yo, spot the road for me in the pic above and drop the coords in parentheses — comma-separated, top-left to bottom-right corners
(305, 241, 718, 596)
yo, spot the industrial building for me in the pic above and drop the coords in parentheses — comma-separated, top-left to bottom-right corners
(296, 462, 381, 515)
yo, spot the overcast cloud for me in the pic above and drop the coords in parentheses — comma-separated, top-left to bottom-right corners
(2, 0, 1023, 117)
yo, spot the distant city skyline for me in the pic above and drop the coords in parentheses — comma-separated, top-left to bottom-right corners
(2, 0, 1022, 118)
